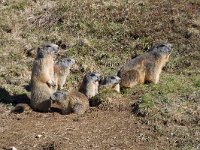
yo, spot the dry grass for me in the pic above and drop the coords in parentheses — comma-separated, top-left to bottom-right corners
(0, 0, 200, 149)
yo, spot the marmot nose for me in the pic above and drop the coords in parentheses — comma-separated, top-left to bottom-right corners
(54, 45, 59, 52)
(116, 79, 121, 84)
(167, 43, 172, 49)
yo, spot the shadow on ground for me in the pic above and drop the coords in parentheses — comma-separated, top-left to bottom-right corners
(0, 87, 30, 105)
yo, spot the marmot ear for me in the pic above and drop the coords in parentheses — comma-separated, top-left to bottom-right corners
(64, 93, 67, 100)
(117, 70, 122, 77)
(36, 47, 44, 58)
(99, 76, 104, 85)
(37, 47, 41, 53)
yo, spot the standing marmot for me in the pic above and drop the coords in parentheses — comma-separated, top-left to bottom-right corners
(50, 91, 89, 115)
(99, 75, 121, 93)
(118, 43, 172, 88)
(79, 72, 101, 98)
(54, 58, 75, 90)
(30, 43, 59, 112)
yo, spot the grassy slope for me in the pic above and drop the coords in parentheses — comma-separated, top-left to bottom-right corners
(0, 0, 200, 149)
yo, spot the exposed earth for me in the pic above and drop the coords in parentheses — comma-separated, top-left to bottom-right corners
(0, 0, 200, 149)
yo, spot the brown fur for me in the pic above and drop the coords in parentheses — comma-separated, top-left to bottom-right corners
(51, 91, 89, 115)
(118, 43, 172, 88)
(54, 58, 75, 91)
(30, 43, 58, 112)
(79, 72, 101, 98)
(99, 75, 121, 93)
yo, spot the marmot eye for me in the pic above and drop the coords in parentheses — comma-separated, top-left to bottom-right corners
(90, 73, 96, 77)
(110, 76, 116, 80)
(158, 44, 166, 48)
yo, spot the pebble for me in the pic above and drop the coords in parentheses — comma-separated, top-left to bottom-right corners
(35, 134, 42, 138)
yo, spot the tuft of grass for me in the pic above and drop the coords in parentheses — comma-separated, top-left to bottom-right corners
(89, 89, 121, 107)
(10, 1, 27, 11)
(0, 0, 200, 149)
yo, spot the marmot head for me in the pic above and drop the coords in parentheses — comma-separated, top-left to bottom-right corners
(151, 43, 172, 60)
(152, 43, 172, 54)
(100, 75, 121, 87)
(83, 72, 101, 84)
(50, 91, 67, 102)
(37, 43, 59, 59)
(56, 58, 75, 69)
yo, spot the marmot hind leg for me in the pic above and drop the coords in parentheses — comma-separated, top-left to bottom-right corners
(145, 72, 160, 84)
(73, 103, 86, 115)
(120, 70, 140, 88)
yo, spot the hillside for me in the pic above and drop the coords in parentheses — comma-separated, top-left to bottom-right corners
(0, 0, 200, 149)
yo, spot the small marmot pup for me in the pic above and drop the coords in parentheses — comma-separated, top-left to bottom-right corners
(30, 43, 59, 112)
(79, 72, 101, 98)
(118, 43, 172, 88)
(99, 75, 121, 93)
(50, 91, 89, 115)
(54, 58, 75, 90)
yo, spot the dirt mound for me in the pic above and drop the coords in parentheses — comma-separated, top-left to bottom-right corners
(0, 106, 149, 150)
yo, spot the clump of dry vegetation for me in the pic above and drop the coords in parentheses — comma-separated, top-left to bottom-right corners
(0, 0, 199, 149)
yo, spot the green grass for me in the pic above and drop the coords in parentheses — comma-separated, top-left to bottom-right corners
(0, 0, 200, 149)
(126, 73, 200, 149)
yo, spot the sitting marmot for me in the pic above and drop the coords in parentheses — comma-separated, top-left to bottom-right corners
(50, 91, 89, 115)
(118, 43, 172, 88)
(30, 43, 59, 112)
(54, 58, 75, 90)
(79, 72, 101, 98)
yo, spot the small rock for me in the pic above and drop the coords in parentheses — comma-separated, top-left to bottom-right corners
(10, 147, 17, 150)
(60, 43, 69, 49)
(35, 134, 42, 138)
